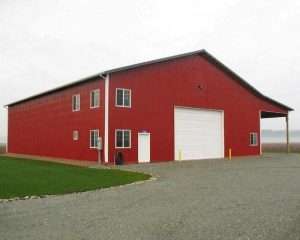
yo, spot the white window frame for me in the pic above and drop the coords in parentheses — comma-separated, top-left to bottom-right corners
(90, 89, 100, 108)
(115, 88, 131, 108)
(90, 129, 99, 148)
(73, 130, 79, 141)
(249, 132, 258, 146)
(115, 129, 131, 149)
(72, 94, 80, 112)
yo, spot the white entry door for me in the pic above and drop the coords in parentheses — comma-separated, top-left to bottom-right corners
(174, 107, 224, 160)
(138, 132, 151, 163)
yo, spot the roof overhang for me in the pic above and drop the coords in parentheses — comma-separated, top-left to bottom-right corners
(261, 111, 288, 118)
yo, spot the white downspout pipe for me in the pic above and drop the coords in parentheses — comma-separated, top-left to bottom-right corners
(104, 73, 110, 163)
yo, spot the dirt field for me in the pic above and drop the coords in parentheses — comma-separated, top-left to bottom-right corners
(262, 143, 300, 153)
(0, 144, 6, 154)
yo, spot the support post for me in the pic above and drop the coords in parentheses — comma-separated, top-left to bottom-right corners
(286, 114, 290, 153)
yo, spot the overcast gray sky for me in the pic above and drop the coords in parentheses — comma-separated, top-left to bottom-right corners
(1, 0, 299, 143)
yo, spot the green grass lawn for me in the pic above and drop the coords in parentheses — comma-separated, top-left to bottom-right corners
(0, 156, 151, 199)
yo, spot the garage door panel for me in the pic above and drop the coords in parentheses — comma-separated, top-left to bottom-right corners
(174, 107, 224, 160)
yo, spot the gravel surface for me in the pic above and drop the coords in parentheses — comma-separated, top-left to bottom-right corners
(1, 153, 300, 240)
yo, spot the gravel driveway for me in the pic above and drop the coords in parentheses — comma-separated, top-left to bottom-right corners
(1, 153, 300, 240)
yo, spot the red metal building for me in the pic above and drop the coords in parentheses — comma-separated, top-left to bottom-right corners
(6, 50, 293, 164)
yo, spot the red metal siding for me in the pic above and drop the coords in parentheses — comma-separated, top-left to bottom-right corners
(108, 55, 287, 164)
(8, 79, 104, 161)
(8, 55, 288, 164)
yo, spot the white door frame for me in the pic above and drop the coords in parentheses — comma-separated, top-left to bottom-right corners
(138, 132, 151, 163)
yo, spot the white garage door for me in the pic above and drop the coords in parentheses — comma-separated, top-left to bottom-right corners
(174, 107, 224, 160)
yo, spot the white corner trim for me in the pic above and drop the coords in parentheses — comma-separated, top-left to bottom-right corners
(259, 110, 262, 155)
(104, 74, 110, 163)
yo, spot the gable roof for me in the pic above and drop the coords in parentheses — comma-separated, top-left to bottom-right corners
(5, 49, 293, 111)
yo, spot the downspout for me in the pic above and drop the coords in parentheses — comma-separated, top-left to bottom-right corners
(104, 73, 110, 163)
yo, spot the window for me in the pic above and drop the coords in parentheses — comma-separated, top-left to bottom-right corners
(90, 129, 99, 148)
(73, 130, 79, 141)
(115, 129, 131, 148)
(250, 132, 258, 146)
(116, 88, 131, 107)
(90, 89, 100, 108)
(72, 94, 80, 111)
